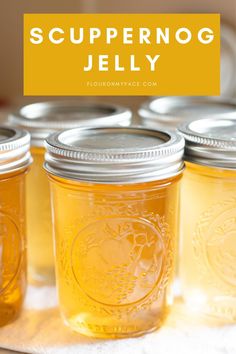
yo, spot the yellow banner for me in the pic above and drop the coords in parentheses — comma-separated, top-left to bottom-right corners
(24, 14, 220, 96)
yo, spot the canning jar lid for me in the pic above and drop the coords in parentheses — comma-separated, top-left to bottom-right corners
(0, 126, 32, 174)
(179, 117, 236, 169)
(138, 97, 236, 129)
(45, 126, 184, 184)
(9, 101, 132, 147)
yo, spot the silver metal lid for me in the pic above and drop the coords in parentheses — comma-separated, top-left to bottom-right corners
(0, 126, 32, 174)
(179, 117, 236, 169)
(45, 126, 184, 184)
(9, 101, 132, 147)
(138, 97, 236, 130)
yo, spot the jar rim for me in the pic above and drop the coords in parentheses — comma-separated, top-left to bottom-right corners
(139, 96, 236, 129)
(178, 117, 236, 169)
(0, 126, 32, 174)
(44, 126, 185, 184)
(8, 101, 132, 147)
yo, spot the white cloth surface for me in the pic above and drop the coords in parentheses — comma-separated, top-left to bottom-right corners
(0, 286, 236, 354)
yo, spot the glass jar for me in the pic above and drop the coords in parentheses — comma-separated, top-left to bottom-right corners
(45, 126, 184, 338)
(0, 127, 31, 326)
(179, 117, 236, 322)
(9, 101, 132, 285)
(138, 96, 236, 130)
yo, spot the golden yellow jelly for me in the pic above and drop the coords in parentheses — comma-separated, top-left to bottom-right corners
(0, 169, 28, 326)
(49, 175, 181, 337)
(9, 101, 132, 285)
(0, 127, 31, 326)
(179, 117, 236, 322)
(45, 126, 184, 337)
(27, 146, 54, 283)
(180, 162, 236, 321)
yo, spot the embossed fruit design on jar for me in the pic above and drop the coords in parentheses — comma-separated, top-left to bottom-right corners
(0, 127, 31, 326)
(9, 101, 131, 285)
(179, 117, 236, 322)
(45, 126, 184, 338)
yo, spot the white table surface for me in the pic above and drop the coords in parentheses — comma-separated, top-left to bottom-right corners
(0, 286, 236, 354)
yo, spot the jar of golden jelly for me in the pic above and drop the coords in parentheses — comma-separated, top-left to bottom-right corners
(179, 117, 236, 322)
(44, 126, 184, 338)
(9, 101, 132, 285)
(138, 97, 236, 130)
(0, 127, 31, 326)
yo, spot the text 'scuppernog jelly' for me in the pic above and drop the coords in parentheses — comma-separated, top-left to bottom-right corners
(44, 126, 184, 338)
(9, 101, 132, 284)
(179, 117, 236, 322)
(0, 127, 31, 326)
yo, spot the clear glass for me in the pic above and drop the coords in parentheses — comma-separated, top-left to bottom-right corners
(0, 168, 27, 326)
(48, 173, 182, 338)
(27, 147, 54, 285)
(180, 162, 236, 322)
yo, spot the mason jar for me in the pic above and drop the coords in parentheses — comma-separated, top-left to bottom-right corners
(0, 127, 31, 326)
(179, 117, 236, 322)
(9, 101, 132, 285)
(138, 97, 236, 130)
(44, 126, 184, 338)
